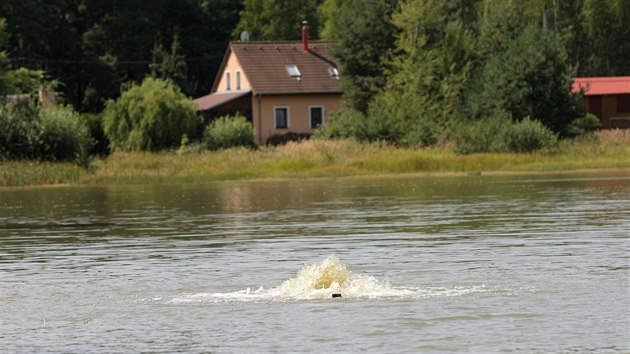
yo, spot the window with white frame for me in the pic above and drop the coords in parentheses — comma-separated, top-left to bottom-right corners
(236, 71, 241, 90)
(225, 72, 231, 90)
(310, 106, 324, 128)
(328, 67, 339, 79)
(275, 107, 289, 129)
(285, 64, 301, 78)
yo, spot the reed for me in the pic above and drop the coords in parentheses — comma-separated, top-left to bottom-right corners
(1, 130, 628, 187)
(0, 160, 84, 187)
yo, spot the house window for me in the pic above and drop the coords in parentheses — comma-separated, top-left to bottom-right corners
(225, 72, 231, 90)
(236, 71, 241, 90)
(310, 106, 324, 128)
(275, 107, 289, 129)
(285, 64, 301, 78)
(618, 94, 630, 113)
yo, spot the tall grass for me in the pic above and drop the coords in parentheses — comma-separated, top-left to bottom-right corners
(0, 160, 85, 186)
(1, 130, 628, 187)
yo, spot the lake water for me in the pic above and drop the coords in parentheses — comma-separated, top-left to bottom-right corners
(1, 172, 628, 353)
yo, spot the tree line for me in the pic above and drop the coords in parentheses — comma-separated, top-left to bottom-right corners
(0, 0, 628, 162)
(317, 0, 629, 152)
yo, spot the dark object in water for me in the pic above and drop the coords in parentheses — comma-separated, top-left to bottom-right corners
(332, 293, 342, 298)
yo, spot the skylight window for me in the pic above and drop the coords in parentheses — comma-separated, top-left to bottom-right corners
(328, 67, 339, 79)
(286, 64, 301, 78)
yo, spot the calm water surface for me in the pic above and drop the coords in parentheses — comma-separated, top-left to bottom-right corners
(1, 173, 628, 353)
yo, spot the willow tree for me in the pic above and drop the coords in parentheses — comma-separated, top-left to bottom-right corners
(103, 78, 199, 151)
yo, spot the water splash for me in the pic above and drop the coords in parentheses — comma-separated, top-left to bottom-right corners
(168, 254, 511, 303)
(269, 254, 412, 300)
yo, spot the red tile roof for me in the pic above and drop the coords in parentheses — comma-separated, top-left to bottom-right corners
(193, 90, 251, 110)
(572, 76, 630, 95)
(213, 41, 341, 95)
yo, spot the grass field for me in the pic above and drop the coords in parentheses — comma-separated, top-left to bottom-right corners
(1, 130, 628, 187)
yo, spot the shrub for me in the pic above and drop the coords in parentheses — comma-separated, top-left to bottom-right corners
(39, 107, 93, 165)
(203, 114, 255, 150)
(402, 119, 436, 147)
(0, 100, 93, 165)
(314, 109, 365, 140)
(103, 77, 199, 151)
(502, 117, 558, 152)
(266, 132, 311, 146)
(567, 113, 602, 136)
(453, 113, 509, 154)
(0, 99, 40, 159)
(314, 108, 402, 143)
(80, 113, 110, 156)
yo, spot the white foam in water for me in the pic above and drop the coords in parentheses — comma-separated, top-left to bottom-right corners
(169, 255, 511, 304)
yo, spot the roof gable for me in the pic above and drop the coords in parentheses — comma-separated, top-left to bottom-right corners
(213, 41, 341, 95)
(572, 76, 630, 95)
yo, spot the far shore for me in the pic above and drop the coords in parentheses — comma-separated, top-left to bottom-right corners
(1, 131, 629, 188)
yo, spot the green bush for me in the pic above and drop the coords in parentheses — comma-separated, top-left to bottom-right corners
(567, 113, 602, 136)
(0, 99, 40, 159)
(39, 107, 93, 165)
(80, 113, 110, 156)
(315, 108, 406, 143)
(314, 109, 366, 140)
(502, 117, 558, 152)
(265, 132, 311, 146)
(0, 100, 93, 165)
(454, 113, 509, 154)
(203, 114, 254, 150)
(402, 119, 436, 147)
(103, 77, 199, 151)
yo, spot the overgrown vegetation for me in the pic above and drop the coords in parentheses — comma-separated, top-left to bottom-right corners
(1, 130, 627, 187)
(2, 0, 628, 111)
(0, 100, 93, 166)
(203, 114, 255, 150)
(103, 78, 199, 152)
(315, 0, 593, 151)
(1, 1, 628, 179)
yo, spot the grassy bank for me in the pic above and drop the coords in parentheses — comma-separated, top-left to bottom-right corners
(0, 160, 86, 187)
(1, 130, 629, 187)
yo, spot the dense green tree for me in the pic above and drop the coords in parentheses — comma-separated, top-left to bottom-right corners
(512, 0, 630, 76)
(316, 0, 341, 40)
(464, 22, 582, 134)
(234, 0, 322, 40)
(326, 0, 399, 114)
(0, 17, 9, 95)
(0, 17, 9, 90)
(475, 0, 527, 60)
(580, 0, 630, 75)
(374, 0, 478, 141)
(103, 78, 199, 151)
(0, 0, 241, 111)
(150, 33, 188, 91)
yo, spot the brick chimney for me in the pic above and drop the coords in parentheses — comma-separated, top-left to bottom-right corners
(302, 20, 309, 53)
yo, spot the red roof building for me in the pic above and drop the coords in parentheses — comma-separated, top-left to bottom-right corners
(572, 77, 630, 129)
(194, 22, 343, 144)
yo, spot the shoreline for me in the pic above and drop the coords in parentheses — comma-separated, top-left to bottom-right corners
(2, 132, 628, 188)
(2, 163, 628, 190)
(2, 168, 629, 192)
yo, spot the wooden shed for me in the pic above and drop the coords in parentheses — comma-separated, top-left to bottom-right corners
(572, 77, 630, 129)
